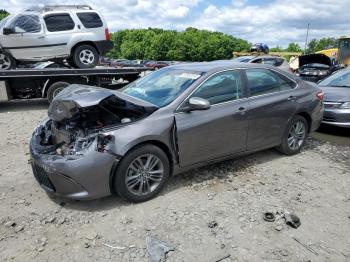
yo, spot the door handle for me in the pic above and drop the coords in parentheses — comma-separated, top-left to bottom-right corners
(234, 107, 246, 115)
(37, 36, 45, 39)
(287, 95, 297, 101)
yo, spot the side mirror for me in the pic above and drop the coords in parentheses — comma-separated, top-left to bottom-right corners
(187, 97, 211, 111)
(3, 27, 15, 35)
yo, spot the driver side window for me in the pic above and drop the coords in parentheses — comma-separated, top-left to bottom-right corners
(9, 15, 41, 33)
(191, 70, 242, 105)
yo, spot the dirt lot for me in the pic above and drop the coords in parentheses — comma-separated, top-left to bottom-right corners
(0, 99, 349, 262)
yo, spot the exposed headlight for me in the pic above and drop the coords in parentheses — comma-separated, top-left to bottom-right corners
(340, 102, 350, 109)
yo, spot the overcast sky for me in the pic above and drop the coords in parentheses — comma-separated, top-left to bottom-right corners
(2, 0, 349, 47)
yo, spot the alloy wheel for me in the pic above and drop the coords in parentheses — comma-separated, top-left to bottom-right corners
(287, 121, 306, 151)
(0, 53, 11, 70)
(79, 49, 95, 65)
(125, 154, 164, 196)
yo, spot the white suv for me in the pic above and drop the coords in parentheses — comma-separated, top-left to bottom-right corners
(0, 5, 113, 70)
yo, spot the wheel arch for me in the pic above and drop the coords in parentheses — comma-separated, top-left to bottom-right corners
(126, 140, 174, 175)
(70, 41, 100, 55)
(109, 140, 175, 195)
(296, 111, 312, 133)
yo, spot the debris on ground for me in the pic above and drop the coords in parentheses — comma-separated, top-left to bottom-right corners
(214, 254, 231, 262)
(284, 213, 301, 229)
(208, 221, 218, 228)
(293, 237, 319, 256)
(146, 235, 175, 262)
(103, 243, 136, 250)
(263, 212, 275, 222)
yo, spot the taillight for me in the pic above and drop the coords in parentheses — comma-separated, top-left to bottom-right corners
(105, 28, 110, 41)
(316, 90, 324, 101)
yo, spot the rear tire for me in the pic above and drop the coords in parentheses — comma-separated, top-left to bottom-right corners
(0, 52, 16, 70)
(71, 44, 99, 69)
(47, 82, 69, 103)
(277, 115, 308, 155)
(113, 144, 170, 202)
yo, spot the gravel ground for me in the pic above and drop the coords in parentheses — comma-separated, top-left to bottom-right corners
(0, 100, 349, 262)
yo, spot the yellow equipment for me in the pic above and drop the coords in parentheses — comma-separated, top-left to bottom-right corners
(316, 48, 338, 59)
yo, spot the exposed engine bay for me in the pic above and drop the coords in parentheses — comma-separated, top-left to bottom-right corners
(32, 85, 158, 158)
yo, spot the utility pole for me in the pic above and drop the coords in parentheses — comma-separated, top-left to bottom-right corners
(304, 23, 310, 54)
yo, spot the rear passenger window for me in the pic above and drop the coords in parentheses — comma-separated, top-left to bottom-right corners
(77, 12, 103, 28)
(246, 69, 296, 96)
(191, 71, 242, 105)
(44, 14, 75, 32)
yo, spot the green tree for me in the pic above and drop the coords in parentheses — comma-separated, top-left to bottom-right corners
(286, 43, 302, 52)
(107, 27, 250, 61)
(306, 37, 338, 54)
(270, 46, 284, 52)
(0, 9, 10, 21)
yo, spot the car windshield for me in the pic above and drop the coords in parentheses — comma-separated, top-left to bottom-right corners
(319, 69, 350, 87)
(122, 68, 203, 107)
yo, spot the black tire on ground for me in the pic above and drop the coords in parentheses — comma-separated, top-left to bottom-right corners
(277, 115, 309, 155)
(113, 144, 170, 203)
(0, 52, 16, 70)
(47, 82, 69, 103)
(71, 44, 99, 69)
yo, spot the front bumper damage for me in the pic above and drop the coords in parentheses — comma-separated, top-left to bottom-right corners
(30, 123, 118, 200)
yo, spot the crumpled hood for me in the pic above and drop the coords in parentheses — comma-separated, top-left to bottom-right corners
(299, 54, 332, 67)
(48, 84, 158, 122)
(321, 86, 350, 102)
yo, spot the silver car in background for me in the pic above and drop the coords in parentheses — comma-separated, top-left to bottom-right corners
(30, 62, 324, 202)
(231, 55, 292, 72)
(318, 68, 350, 127)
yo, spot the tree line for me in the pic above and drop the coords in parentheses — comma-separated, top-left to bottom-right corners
(108, 27, 250, 61)
(270, 38, 339, 54)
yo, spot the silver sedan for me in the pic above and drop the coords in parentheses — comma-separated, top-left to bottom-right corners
(319, 68, 350, 127)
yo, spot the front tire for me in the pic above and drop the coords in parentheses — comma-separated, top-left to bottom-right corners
(277, 115, 308, 155)
(0, 52, 16, 70)
(71, 44, 99, 69)
(113, 144, 170, 202)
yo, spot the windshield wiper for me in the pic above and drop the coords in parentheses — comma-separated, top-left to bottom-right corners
(331, 85, 350, 87)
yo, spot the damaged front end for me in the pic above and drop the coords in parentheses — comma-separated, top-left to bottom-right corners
(30, 84, 158, 199)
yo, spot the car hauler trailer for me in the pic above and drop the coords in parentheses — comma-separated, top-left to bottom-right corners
(0, 67, 151, 103)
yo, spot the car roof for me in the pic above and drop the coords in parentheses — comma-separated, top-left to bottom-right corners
(25, 5, 94, 13)
(168, 61, 279, 73)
